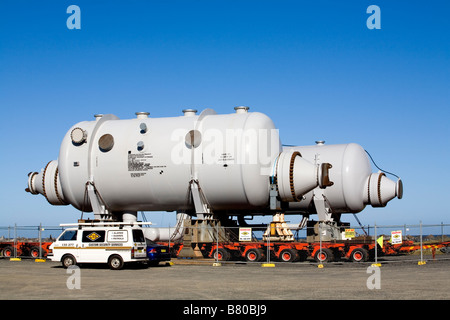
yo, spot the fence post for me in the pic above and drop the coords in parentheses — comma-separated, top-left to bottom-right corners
(374, 223, 377, 265)
(318, 222, 323, 268)
(168, 225, 171, 259)
(213, 222, 220, 266)
(14, 224, 17, 259)
(372, 222, 381, 267)
(418, 221, 426, 265)
(267, 226, 270, 264)
(39, 223, 42, 259)
(262, 223, 275, 267)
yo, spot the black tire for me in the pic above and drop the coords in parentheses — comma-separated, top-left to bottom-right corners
(108, 255, 124, 270)
(213, 248, 231, 261)
(29, 246, 41, 258)
(440, 246, 450, 254)
(2, 246, 14, 258)
(314, 248, 334, 263)
(279, 249, 299, 262)
(61, 254, 77, 268)
(148, 260, 160, 267)
(245, 248, 265, 262)
(350, 248, 369, 262)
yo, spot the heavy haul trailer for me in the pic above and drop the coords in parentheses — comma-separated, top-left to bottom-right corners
(160, 239, 380, 263)
(163, 238, 450, 263)
(0, 241, 52, 259)
(390, 240, 450, 256)
(207, 240, 378, 263)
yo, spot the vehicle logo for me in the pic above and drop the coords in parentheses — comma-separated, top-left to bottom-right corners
(86, 232, 101, 241)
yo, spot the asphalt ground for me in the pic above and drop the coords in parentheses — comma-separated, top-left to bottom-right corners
(0, 255, 449, 302)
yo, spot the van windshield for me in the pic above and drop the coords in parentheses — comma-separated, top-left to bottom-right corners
(132, 229, 145, 243)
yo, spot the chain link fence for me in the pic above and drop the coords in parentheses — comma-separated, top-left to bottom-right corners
(1, 222, 449, 264)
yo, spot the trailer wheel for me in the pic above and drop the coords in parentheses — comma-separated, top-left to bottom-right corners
(213, 248, 230, 261)
(61, 254, 77, 268)
(29, 246, 41, 258)
(108, 255, 124, 270)
(350, 248, 369, 262)
(314, 248, 333, 263)
(2, 246, 14, 257)
(245, 248, 264, 262)
(279, 249, 299, 262)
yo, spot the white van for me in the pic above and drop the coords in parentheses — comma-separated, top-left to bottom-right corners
(47, 222, 148, 270)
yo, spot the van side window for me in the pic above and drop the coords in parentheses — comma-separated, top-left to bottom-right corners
(60, 230, 77, 241)
(132, 229, 145, 242)
(82, 230, 106, 243)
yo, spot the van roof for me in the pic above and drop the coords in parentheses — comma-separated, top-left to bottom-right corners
(60, 222, 152, 227)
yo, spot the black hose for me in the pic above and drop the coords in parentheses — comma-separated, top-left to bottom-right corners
(365, 150, 400, 180)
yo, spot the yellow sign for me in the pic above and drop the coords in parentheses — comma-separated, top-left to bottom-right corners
(376, 236, 384, 248)
(344, 229, 355, 239)
(390, 230, 402, 244)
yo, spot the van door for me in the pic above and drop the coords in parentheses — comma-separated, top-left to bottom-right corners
(80, 230, 107, 263)
(55, 229, 79, 261)
(132, 229, 147, 259)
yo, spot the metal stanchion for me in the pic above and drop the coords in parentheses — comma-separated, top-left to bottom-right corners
(318, 222, 324, 268)
(372, 222, 381, 267)
(418, 221, 426, 265)
(39, 223, 42, 259)
(213, 222, 221, 266)
(262, 224, 275, 267)
(11, 224, 21, 261)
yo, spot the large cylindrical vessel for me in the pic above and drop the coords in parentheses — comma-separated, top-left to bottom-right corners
(27, 108, 327, 217)
(61, 108, 281, 212)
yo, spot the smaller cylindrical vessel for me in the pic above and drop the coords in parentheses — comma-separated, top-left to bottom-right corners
(284, 143, 402, 214)
(143, 227, 183, 242)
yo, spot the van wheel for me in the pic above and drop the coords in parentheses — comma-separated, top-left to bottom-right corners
(62, 255, 77, 268)
(108, 255, 124, 270)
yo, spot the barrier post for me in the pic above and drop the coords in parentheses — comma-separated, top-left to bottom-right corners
(35, 223, 46, 262)
(418, 221, 426, 265)
(10, 224, 21, 261)
(372, 223, 381, 267)
(318, 222, 324, 268)
(213, 222, 221, 266)
(262, 224, 275, 267)
(39, 223, 42, 259)
(266, 228, 270, 263)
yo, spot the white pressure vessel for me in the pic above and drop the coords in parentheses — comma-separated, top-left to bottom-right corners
(27, 108, 325, 216)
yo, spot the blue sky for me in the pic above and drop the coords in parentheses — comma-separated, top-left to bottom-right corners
(1, 1, 449, 229)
